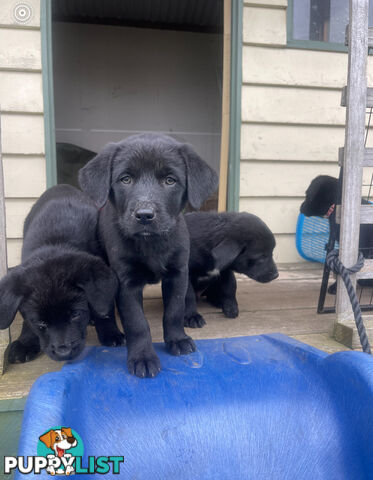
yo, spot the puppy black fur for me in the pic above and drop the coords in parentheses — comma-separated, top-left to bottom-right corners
(0, 184, 123, 363)
(300, 175, 339, 218)
(183, 212, 279, 327)
(300, 175, 373, 291)
(79, 133, 218, 378)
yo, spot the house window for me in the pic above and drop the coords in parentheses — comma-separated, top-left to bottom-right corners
(289, 0, 373, 49)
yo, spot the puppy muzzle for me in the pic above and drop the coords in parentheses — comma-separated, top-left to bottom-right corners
(255, 270, 279, 283)
(134, 203, 156, 225)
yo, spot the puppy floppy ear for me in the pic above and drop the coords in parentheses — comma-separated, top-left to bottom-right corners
(78, 143, 118, 208)
(76, 256, 118, 318)
(39, 430, 56, 449)
(0, 269, 24, 329)
(61, 427, 73, 438)
(211, 239, 242, 272)
(179, 144, 219, 210)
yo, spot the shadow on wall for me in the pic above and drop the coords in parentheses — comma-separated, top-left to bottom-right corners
(57, 143, 96, 188)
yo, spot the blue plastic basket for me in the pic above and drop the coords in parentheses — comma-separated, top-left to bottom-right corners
(296, 213, 338, 263)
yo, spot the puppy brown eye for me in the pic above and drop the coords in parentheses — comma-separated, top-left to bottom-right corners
(120, 175, 132, 184)
(165, 177, 176, 185)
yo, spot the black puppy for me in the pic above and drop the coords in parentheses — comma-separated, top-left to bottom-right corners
(300, 175, 339, 219)
(79, 133, 218, 378)
(300, 175, 373, 246)
(0, 185, 123, 363)
(300, 175, 373, 291)
(184, 212, 279, 327)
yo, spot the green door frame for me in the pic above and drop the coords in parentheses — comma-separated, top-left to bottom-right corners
(40, 0, 242, 208)
(41, 0, 57, 187)
(227, 0, 243, 211)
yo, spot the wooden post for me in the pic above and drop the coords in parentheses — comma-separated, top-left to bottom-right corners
(0, 112, 10, 374)
(335, 0, 369, 346)
(218, 0, 231, 212)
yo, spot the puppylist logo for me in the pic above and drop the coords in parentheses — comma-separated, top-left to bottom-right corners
(4, 427, 124, 476)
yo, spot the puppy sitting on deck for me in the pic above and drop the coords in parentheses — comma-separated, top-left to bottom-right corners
(79, 133, 218, 378)
(0, 185, 123, 363)
(184, 212, 279, 328)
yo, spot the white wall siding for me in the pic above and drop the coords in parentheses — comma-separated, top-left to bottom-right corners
(0, 0, 40, 28)
(5, 199, 36, 238)
(0, 1, 45, 266)
(240, 161, 340, 197)
(0, 71, 43, 112)
(242, 86, 345, 125)
(2, 114, 45, 155)
(240, 1, 373, 263)
(3, 156, 46, 197)
(243, 6, 286, 46)
(241, 124, 345, 162)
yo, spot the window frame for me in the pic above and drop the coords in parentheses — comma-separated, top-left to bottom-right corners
(287, 0, 348, 53)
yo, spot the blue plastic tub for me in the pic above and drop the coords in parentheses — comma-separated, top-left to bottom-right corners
(14, 334, 373, 479)
(296, 213, 338, 263)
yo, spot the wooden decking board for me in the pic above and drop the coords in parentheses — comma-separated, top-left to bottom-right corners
(0, 266, 352, 401)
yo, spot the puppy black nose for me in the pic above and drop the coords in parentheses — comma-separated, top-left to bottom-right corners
(54, 344, 72, 356)
(135, 207, 155, 223)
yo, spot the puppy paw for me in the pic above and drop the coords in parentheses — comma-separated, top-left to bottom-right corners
(166, 337, 196, 356)
(98, 330, 125, 347)
(127, 350, 161, 378)
(222, 300, 239, 318)
(184, 313, 206, 328)
(8, 340, 41, 364)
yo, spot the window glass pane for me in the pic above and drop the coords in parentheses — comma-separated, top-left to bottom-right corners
(329, 0, 348, 43)
(293, 0, 310, 41)
(292, 0, 373, 44)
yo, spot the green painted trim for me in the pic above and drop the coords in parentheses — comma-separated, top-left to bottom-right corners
(287, 39, 348, 53)
(227, 0, 243, 212)
(287, 0, 348, 53)
(0, 397, 26, 412)
(41, 0, 57, 187)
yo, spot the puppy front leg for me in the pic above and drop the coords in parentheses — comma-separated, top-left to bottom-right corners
(162, 268, 196, 355)
(8, 321, 41, 363)
(117, 285, 160, 378)
(219, 270, 239, 318)
(184, 278, 206, 328)
(94, 306, 124, 347)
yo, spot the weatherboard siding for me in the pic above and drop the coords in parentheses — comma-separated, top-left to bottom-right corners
(0, 0, 45, 267)
(240, 0, 373, 263)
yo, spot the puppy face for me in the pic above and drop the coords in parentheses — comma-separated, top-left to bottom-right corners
(211, 215, 278, 283)
(78, 134, 219, 238)
(300, 175, 339, 217)
(110, 145, 187, 237)
(19, 282, 90, 361)
(0, 252, 117, 361)
(232, 232, 278, 283)
(233, 246, 278, 283)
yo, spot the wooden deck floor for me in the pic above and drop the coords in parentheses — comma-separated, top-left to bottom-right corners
(0, 263, 349, 401)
